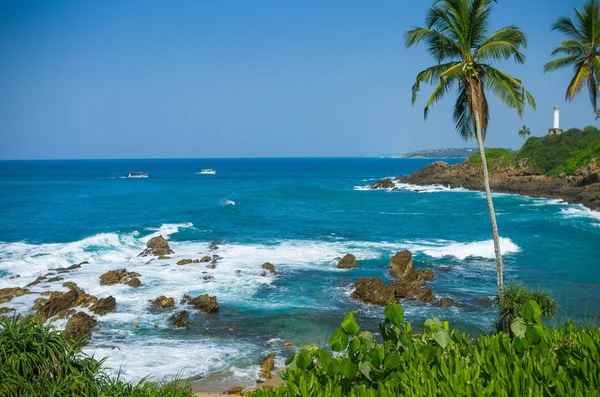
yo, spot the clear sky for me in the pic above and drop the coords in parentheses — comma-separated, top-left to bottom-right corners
(0, 0, 596, 159)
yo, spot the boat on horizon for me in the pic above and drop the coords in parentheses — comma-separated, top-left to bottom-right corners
(199, 169, 216, 175)
(126, 170, 148, 178)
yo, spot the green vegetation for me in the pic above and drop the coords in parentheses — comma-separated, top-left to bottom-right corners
(466, 126, 600, 176)
(518, 125, 531, 140)
(495, 282, 558, 334)
(0, 316, 192, 397)
(248, 301, 600, 397)
(544, 0, 600, 114)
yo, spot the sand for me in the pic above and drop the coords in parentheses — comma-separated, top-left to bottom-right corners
(192, 373, 285, 396)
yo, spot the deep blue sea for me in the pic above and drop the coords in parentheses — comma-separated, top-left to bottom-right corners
(1, 158, 599, 388)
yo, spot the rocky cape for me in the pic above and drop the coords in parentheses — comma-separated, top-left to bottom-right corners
(372, 159, 600, 210)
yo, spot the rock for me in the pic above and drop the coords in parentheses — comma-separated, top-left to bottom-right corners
(54, 309, 76, 320)
(0, 307, 16, 315)
(76, 293, 98, 308)
(37, 288, 80, 321)
(180, 294, 192, 305)
(47, 276, 64, 283)
(26, 276, 46, 287)
(351, 278, 397, 306)
(227, 386, 244, 395)
(228, 325, 239, 332)
(90, 296, 117, 315)
(260, 353, 276, 379)
(139, 236, 174, 257)
(31, 297, 48, 311)
(208, 264, 216, 269)
(63, 281, 80, 291)
(389, 250, 414, 279)
(0, 295, 13, 304)
(203, 275, 214, 282)
(41, 291, 63, 298)
(99, 269, 141, 286)
(370, 178, 396, 189)
(176, 259, 193, 266)
(189, 294, 219, 313)
(337, 254, 357, 269)
(0, 287, 29, 298)
(439, 298, 454, 307)
(53, 262, 87, 273)
(417, 288, 435, 302)
(261, 262, 277, 275)
(192, 259, 200, 263)
(200, 256, 212, 263)
(209, 241, 220, 250)
(63, 312, 97, 342)
(169, 311, 190, 328)
(151, 295, 175, 309)
(9, 275, 20, 279)
(157, 255, 172, 260)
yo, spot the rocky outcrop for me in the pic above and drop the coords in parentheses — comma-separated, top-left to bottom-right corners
(389, 250, 414, 279)
(227, 386, 244, 395)
(439, 298, 454, 307)
(99, 269, 142, 287)
(139, 236, 174, 257)
(63, 312, 97, 342)
(370, 178, 396, 190)
(52, 262, 88, 273)
(169, 311, 190, 328)
(90, 296, 117, 315)
(337, 254, 357, 269)
(36, 288, 81, 321)
(389, 158, 600, 210)
(189, 294, 219, 313)
(0, 287, 29, 298)
(351, 278, 397, 306)
(151, 295, 175, 309)
(260, 353, 276, 379)
(176, 259, 193, 266)
(261, 262, 277, 275)
(200, 256, 212, 263)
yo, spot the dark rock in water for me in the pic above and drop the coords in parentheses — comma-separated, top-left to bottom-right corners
(389, 250, 414, 279)
(235, 270, 242, 274)
(180, 294, 192, 305)
(37, 288, 80, 321)
(0, 296, 13, 304)
(139, 235, 174, 257)
(227, 386, 244, 395)
(189, 294, 219, 313)
(63, 312, 97, 342)
(202, 275, 214, 282)
(474, 297, 493, 306)
(169, 311, 190, 328)
(90, 296, 117, 315)
(53, 262, 87, 273)
(337, 254, 357, 269)
(125, 277, 142, 288)
(209, 241, 220, 250)
(439, 297, 454, 307)
(157, 255, 172, 260)
(26, 276, 46, 287)
(260, 353, 276, 379)
(370, 178, 396, 190)
(351, 278, 397, 306)
(261, 262, 277, 275)
(47, 276, 64, 283)
(9, 275, 20, 279)
(228, 325, 239, 332)
(0, 287, 29, 297)
(417, 288, 435, 302)
(151, 295, 175, 309)
(208, 264, 216, 269)
(192, 259, 200, 263)
(177, 259, 193, 266)
(99, 269, 141, 286)
(200, 255, 212, 263)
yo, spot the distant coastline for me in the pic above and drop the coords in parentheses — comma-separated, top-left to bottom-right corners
(395, 147, 482, 159)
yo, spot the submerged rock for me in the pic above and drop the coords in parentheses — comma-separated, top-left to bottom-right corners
(169, 311, 190, 328)
(439, 297, 454, 307)
(260, 353, 276, 379)
(90, 296, 117, 315)
(151, 295, 175, 309)
(389, 250, 414, 279)
(337, 254, 357, 269)
(261, 262, 277, 275)
(370, 178, 396, 189)
(139, 236, 174, 257)
(189, 294, 219, 313)
(63, 312, 97, 342)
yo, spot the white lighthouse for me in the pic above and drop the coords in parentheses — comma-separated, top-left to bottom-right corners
(548, 105, 564, 135)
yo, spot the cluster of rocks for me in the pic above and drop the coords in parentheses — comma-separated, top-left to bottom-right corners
(99, 269, 142, 287)
(371, 158, 600, 210)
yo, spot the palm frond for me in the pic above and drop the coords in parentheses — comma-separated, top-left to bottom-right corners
(453, 83, 474, 140)
(543, 55, 580, 72)
(550, 40, 589, 56)
(475, 26, 527, 63)
(405, 27, 463, 62)
(411, 62, 460, 104)
(424, 76, 456, 120)
(566, 63, 591, 101)
(552, 16, 586, 41)
(482, 66, 530, 116)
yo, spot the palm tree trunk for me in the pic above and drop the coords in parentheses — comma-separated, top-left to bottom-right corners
(472, 107, 504, 298)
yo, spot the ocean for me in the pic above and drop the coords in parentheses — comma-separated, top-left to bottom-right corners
(1, 158, 599, 389)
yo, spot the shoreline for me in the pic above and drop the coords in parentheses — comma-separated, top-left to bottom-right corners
(191, 371, 285, 396)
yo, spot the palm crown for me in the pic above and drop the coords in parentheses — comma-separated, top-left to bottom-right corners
(544, 0, 600, 112)
(405, 0, 536, 140)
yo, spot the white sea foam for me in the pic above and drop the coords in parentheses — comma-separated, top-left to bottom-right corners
(354, 180, 469, 193)
(560, 206, 600, 224)
(407, 237, 520, 260)
(223, 199, 236, 206)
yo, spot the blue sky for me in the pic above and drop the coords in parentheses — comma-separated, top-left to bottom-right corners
(0, 0, 595, 159)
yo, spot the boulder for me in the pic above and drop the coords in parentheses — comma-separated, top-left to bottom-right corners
(63, 312, 97, 342)
(125, 277, 142, 288)
(139, 236, 174, 257)
(227, 386, 244, 395)
(176, 259, 193, 266)
(47, 276, 64, 283)
(351, 278, 397, 306)
(261, 262, 277, 275)
(37, 288, 80, 321)
(151, 295, 175, 309)
(260, 353, 276, 379)
(209, 241, 220, 250)
(337, 254, 357, 269)
(0, 295, 13, 304)
(169, 311, 190, 328)
(90, 296, 117, 315)
(370, 178, 396, 189)
(99, 269, 141, 286)
(439, 298, 454, 307)
(0, 287, 29, 297)
(200, 256, 212, 263)
(157, 255, 172, 260)
(192, 259, 200, 263)
(389, 250, 414, 279)
(189, 294, 219, 313)
(25, 276, 46, 287)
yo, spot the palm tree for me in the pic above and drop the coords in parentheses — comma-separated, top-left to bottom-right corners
(405, 0, 535, 297)
(544, 0, 600, 113)
(518, 125, 531, 139)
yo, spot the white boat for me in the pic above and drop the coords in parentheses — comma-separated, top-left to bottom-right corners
(126, 170, 148, 178)
(199, 169, 216, 175)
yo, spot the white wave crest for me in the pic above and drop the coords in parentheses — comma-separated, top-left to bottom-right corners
(223, 200, 236, 206)
(413, 237, 520, 260)
(560, 206, 600, 224)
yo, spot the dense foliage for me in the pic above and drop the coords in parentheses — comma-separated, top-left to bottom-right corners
(466, 126, 600, 176)
(248, 302, 600, 397)
(495, 283, 558, 334)
(0, 316, 192, 397)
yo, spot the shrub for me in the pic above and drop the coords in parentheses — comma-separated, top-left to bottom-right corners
(466, 148, 514, 170)
(495, 282, 558, 334)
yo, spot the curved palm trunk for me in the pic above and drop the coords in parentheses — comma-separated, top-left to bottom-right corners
(472, 107, 504, 298)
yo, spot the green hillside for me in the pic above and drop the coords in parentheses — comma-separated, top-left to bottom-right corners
(467, 126, 600, 176)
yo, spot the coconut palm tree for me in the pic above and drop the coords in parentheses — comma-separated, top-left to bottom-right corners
(405, 0, 535, 297)
(544, 0, 600, 113)
(518, 125, 531, 139)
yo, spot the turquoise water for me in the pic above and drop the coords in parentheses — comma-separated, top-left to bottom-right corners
(1, 158, 599, 388)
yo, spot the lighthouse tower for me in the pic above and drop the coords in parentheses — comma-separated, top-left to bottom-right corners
(548, 106, 564, 135)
